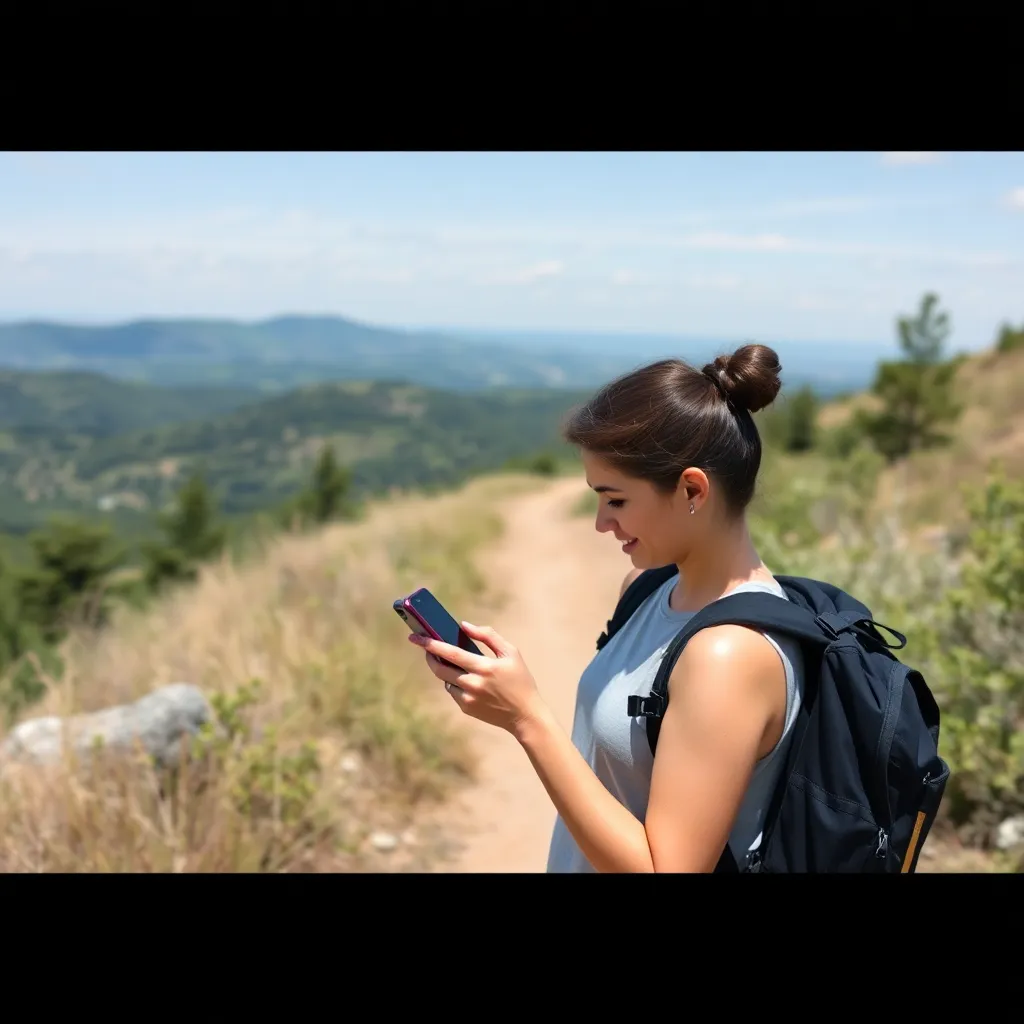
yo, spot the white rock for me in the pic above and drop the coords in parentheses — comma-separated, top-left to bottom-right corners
(995, 815, 1024, 851)
(370, 831, 398, 852)
(0, 684, 210, 770)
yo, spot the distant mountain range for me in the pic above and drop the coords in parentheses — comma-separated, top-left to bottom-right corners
(435, 327, 900, 395)
(0, 315, 888, 397)
(0, 316, 630, 394)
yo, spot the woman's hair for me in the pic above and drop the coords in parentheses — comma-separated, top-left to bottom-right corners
(562, 343, 782, 516)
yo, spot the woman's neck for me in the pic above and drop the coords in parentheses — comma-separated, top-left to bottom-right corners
(670, 516, 771, 613)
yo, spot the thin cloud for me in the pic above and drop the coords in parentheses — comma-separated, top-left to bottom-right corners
(683, 231, 796, 252)
(1005, 187, 1024, 211)
(513, 260, 564, 283)
(793, 292, 839, 312)
(880, 152, 943, 166)
(686, 274, 742, 291)
(475, 260, 566, 287)
(762, 196, 879, 217)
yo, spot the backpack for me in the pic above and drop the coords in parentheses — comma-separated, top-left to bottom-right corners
(596, 566, 950, 873)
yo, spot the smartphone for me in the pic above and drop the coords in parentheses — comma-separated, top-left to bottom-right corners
(393, 587, 484, 662)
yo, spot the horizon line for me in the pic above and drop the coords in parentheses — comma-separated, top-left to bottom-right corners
(0, 311, 899, 350)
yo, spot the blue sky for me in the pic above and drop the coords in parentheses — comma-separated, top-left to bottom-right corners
(1, 151, 1021, 350)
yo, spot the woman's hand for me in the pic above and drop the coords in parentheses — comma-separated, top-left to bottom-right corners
(408, 622, 546, 735)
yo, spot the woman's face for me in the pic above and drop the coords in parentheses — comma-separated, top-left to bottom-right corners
(581, 450, 705, 570)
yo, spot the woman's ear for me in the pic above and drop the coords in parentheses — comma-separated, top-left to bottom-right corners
(678, 467, 710, 507)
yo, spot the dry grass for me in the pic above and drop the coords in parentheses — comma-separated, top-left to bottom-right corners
(816, 390, 881, 430)
(0, 472, 543, 872)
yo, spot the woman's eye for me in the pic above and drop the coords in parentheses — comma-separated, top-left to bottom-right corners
(607, 499, 625, 509)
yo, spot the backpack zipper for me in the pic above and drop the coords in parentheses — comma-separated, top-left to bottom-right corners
(875, 773, 929, 865)
(875, 827, 889, 859)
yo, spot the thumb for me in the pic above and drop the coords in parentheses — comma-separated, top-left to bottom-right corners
(460, 621, 514, 658)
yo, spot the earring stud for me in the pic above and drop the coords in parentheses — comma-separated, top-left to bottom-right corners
(689, 503, 695, 515)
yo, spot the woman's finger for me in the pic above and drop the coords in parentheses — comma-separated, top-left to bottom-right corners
(445, 680, 472, 709)
(424, 652, 449, 680)
(426, 653, 476, 690)
(409, 633, 487, 672)
(459, 621, 515, 658)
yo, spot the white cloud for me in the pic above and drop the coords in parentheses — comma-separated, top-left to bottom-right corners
(611, 269, 638, 286)
(1005, 187, 1024, 211)
(685, 274, 742, 291)
(793, 292, 839, 312)
(880, 152, 943, 166)
(683, 231, 795, 252)
(512, 260, 564, 284)
(763, 197, 878, 217)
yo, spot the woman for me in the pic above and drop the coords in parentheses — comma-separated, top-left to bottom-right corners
(407, 343, 804, 873)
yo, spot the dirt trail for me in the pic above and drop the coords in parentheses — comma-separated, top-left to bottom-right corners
(433, 476, 628, 872)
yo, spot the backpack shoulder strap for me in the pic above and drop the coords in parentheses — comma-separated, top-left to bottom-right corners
(628, 589, 833, 876)
(596, 564, 678, 651)
(627, 590, 833, 752)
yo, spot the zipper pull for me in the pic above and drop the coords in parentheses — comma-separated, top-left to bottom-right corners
(875, 828, 889, 858)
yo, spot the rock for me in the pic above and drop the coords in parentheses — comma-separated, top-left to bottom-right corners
(996, 815, 1024, 851)
(370, 831, 398, 852)
(0, 683, 211, 770)
(339, 753, 361, 774)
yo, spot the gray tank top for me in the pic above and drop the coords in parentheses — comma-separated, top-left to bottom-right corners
(546, 573, 804, 872)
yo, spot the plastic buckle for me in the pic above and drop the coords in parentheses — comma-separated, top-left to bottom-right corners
(814, 614, 841, 641)
(627, 694, 665, 718)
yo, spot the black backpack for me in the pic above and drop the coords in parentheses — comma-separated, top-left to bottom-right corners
(597, 566, 950, 873)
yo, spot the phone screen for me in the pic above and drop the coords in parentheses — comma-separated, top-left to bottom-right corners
(405, 589, 482, 655)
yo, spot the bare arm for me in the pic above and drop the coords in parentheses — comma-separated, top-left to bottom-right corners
(644, 626, 785, 871)
(515, 625, 784, 872)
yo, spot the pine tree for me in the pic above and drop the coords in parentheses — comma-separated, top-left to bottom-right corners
(306, 444, 352, 523)
(858, 292, 963, 462)
(15, 518, 123, 641)
(783, 386, 818, 452)
(142, 473, 226, 591)
(284, 444, 354, 528)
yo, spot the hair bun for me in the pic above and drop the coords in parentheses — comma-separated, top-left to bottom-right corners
(702, 343, 782, 413)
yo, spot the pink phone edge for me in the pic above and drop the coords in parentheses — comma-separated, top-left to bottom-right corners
(397, 594, 445, 642)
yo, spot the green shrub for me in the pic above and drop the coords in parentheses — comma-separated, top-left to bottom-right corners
(755, 459, 1023, 846)
(996, 322, 1024, 354)
(187, 679, 323, 869)
(905, 468, 1024, 841)
(528, 453, 558, 476)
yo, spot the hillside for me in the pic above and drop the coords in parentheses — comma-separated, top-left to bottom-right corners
(0, 473, 546, 872)
(0, 369, 258, 437)
(815, 343, 1024, 527)
(0, 376, 586, 534)
(0, 315, 631, 393)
